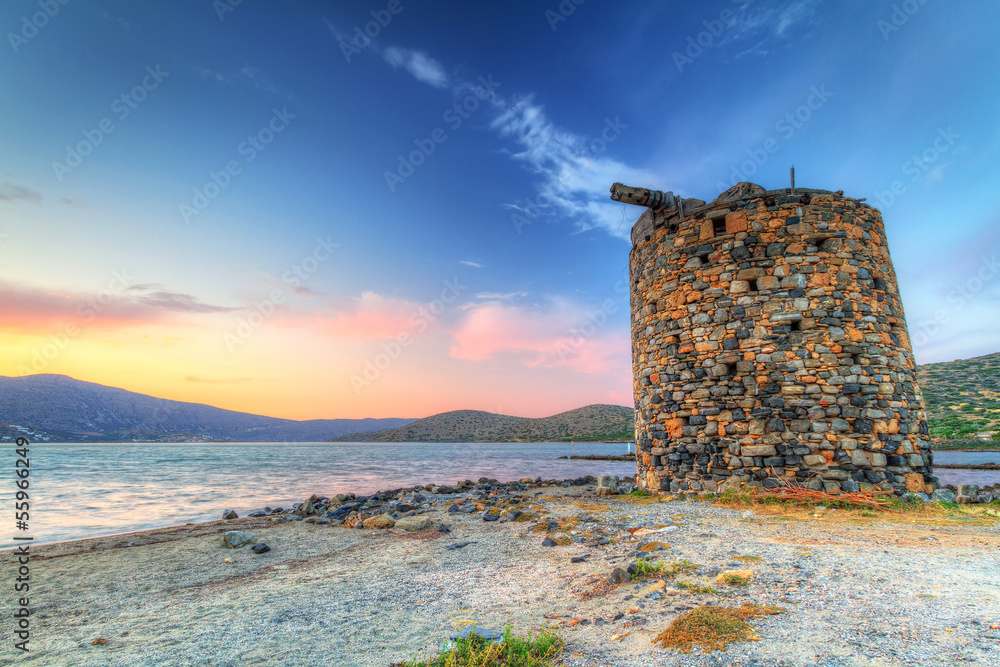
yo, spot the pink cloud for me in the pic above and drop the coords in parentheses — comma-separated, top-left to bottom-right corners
(448, 299, 630, 374)
(317, 291, 425, 340)
(0, 280, 237, 334)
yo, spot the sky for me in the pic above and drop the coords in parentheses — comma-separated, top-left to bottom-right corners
(1, 0, 998, 421)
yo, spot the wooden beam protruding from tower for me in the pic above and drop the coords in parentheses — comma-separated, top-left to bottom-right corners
(610, 183, 676, 210)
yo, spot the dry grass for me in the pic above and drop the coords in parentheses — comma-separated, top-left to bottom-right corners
(714, 488, 1000, 528)
(652, 604, 787, 653)
(675, 581, 717, 594)
(732, 555, 763, 563)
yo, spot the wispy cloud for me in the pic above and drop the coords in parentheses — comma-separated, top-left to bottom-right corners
(724, 0, 822, 57)
(383, 47, 449, 89)
(0, 280, 236, 334)
(449, 298, 629, 374)
(134, 290, 237, 314)
(475, 291, 527, 301)
(0, 183, 42, 203)
(491, 95, 661, 240)
(327, 22, 660, 240)
(197, 66, 293, 100)
(459, 260, 484, 268)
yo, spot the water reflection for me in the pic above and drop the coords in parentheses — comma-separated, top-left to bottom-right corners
(0, 442, 636, 545)
(3, 444, 994, 547)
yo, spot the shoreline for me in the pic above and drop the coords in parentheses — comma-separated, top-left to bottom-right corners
(5, 477, 998, 666)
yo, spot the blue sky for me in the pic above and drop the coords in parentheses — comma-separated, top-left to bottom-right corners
(1, 0, 998, 419)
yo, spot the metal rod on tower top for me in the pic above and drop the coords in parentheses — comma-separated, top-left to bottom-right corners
(791, 166, 796, 193)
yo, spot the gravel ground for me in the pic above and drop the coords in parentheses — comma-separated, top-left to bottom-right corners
(1, 485, 998, 666)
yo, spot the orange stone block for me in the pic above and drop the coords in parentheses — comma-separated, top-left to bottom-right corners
(725, 211, 747, 234)
(700, 220, 715, 241)
(651, 373, 659, 383)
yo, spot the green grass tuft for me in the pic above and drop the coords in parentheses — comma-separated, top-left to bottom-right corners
(676, 581, 718, 594)
(394, 626, 563, 667)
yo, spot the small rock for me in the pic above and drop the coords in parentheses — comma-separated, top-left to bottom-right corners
(362, 513, 396, 530)
(223, 531, 255, 549)
(221, 509, 238, 520)
(395, 516, 434, 532)
(741, 510, 755, 521)
(542, 537, 557, 547)
(251, 543, 271, 554)
(445, 541, 476, 551)
(609, 567, 630, 584)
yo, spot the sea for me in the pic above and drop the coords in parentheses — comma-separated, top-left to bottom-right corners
(1, 442, 996, 547)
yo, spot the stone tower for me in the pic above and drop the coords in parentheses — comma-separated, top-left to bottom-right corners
(613, 181, 935, 496)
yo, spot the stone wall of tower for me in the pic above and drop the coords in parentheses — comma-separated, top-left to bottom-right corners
(629, 186, 935, 496)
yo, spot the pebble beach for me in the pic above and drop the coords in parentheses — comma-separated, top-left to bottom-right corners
(4, 477, 1000, 667)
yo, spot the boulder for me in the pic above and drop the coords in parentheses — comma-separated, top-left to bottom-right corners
(395, 516, 434, 532)
(956, 484, 980, 504)
(597, 474, 620, 489)
(362, 513, 396, 530)
(223, 531, 255, 549)
(931, 488, 956, 503)
(251, 543, 271, 554)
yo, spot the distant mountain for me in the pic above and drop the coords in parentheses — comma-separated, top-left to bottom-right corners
(918, 352, 1000, 439)
(331, 404, 634, 442)
(0, 374, 415, 443)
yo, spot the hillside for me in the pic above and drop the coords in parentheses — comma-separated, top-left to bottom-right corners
(331, 404, 634, 442)
(0, 374, 414, 443)
(917, 352, 1000, 439)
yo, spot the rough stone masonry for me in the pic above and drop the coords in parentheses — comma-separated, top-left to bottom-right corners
(612, 181, 936, 496)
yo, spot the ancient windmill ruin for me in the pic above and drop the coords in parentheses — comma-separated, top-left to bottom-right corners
(611, 180, 936, 496)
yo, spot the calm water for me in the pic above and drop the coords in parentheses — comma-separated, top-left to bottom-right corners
(0, 441, 636, 546)
(933, 450, 1000, 487)
(1, 444, 994, 547)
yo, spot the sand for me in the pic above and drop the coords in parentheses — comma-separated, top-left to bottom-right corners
(2, 487, 999, 666)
